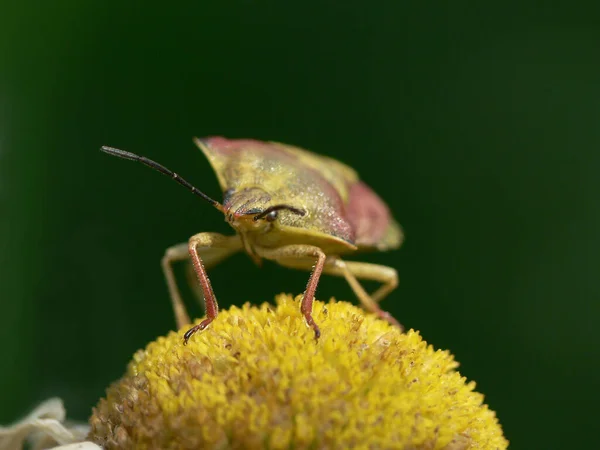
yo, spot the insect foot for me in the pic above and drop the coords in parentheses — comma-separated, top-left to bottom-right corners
(306, 317, 321, 340)
(183, 317, 214, 345)
(298, 295, 322, 339)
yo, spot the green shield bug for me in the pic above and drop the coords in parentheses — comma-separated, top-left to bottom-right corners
(101, 137, 403, 343)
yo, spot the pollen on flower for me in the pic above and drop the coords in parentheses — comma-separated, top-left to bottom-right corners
(88, 295, 508, 450)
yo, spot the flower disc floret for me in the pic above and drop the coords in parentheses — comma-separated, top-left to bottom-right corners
(89, 295, 507, 450)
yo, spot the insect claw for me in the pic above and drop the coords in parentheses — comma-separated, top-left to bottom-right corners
(183, 326, 198, 345)
(183, 318, 213, 344)
(302, 314, 321, 340)
(313, 325, 321, 340)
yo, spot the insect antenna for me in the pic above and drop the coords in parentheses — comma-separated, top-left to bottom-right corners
(100, 146, 222, 210)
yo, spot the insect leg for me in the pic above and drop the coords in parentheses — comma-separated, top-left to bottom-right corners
(162, 243, 193, 329)
(273, 255, 401, 330)
(327, 259, 401, 330)
(183, 239, 242, 309)
(163, 235, 243, 331)
(182, 233, 243, 344)
(256, 245, 326, 339)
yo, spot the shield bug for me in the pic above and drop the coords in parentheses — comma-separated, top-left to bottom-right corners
(101, 137, 403, 343)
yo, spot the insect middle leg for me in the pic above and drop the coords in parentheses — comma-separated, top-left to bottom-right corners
(161, 233, 242, 333)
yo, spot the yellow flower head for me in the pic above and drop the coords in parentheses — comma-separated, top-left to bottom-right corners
(88, 295, 507, 450)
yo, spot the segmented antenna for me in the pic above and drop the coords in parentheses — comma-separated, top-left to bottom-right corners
(100, 146, 222, 209)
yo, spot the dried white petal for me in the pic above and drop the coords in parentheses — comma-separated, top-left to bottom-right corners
(0, 398, 97, 450)
(46, 443, 101, 450)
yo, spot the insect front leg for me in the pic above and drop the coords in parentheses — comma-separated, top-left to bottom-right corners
(162, 233, 242, 344)
(183, 237, 243, 312)
(256, 245, 326, 339)
(163, 235, 242, 331)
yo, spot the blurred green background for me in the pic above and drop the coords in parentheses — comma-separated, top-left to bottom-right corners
(1, 2, 598, 448)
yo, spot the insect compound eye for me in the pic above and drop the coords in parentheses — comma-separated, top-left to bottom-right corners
(265, 210, 278, 222)
(252, 204, 304, 222)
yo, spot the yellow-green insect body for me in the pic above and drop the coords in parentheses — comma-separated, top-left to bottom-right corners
(101, 137, 403, 342)
(197, 137, 402, 253)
